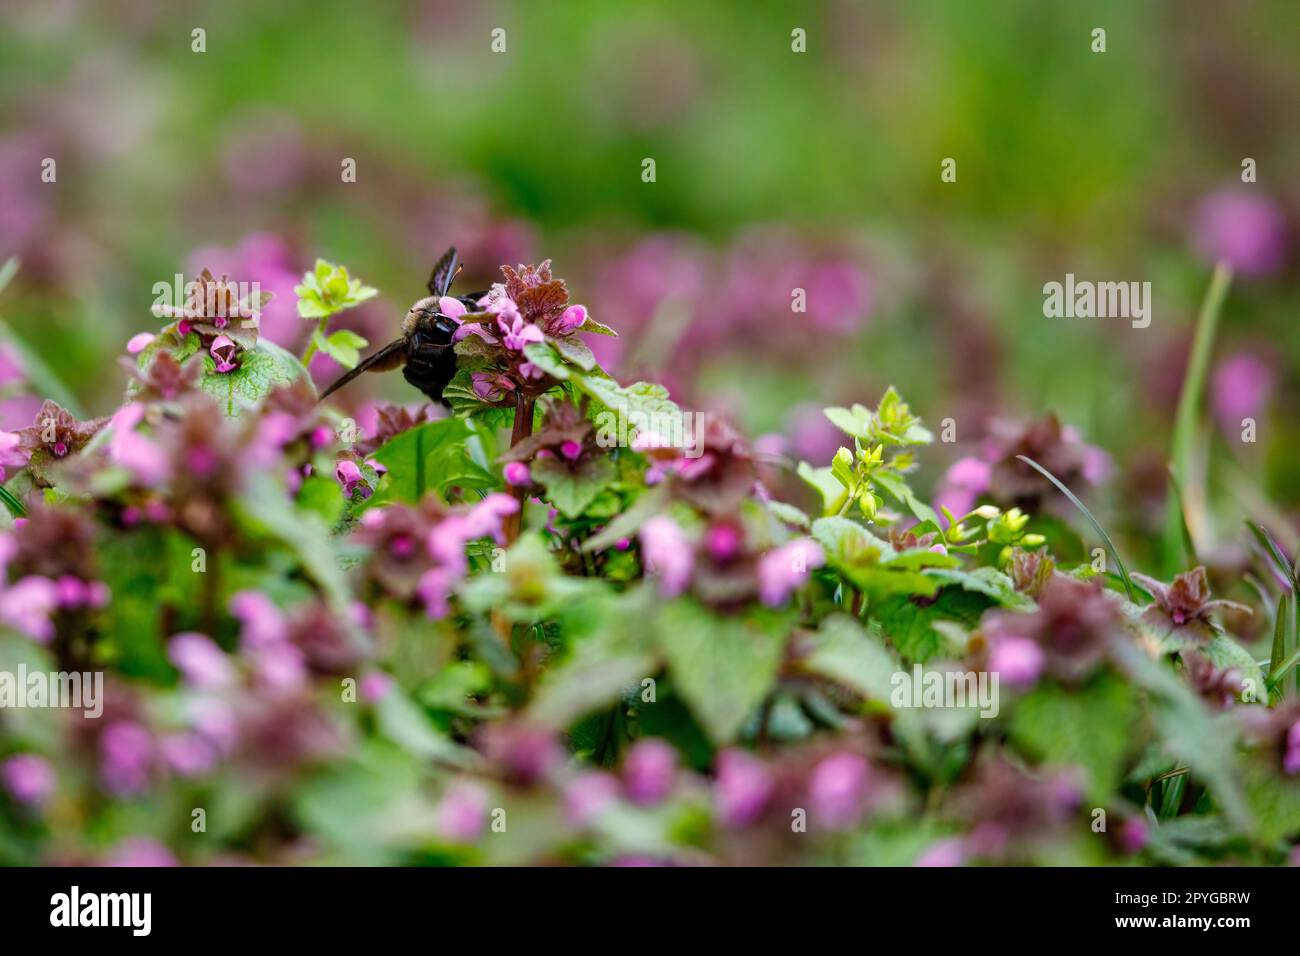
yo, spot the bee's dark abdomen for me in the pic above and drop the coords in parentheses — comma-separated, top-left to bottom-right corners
(402, 331, 458, 406)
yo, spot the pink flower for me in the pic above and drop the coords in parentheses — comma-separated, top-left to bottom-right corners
(0, 429, 29, 482)
(230, 590, 286, 648)
(1119, 817, 1148, 854)
(503, 461, 531, 486)
(705, 523, 743, 562)
(714, 748, 773, 828)
(639, 516, 693, 597)
(334, 459, 369, 499)
(103, 837, 179, 868)
(360, 671, 394, 703)
(126, 332, 155, 354)
(758, 538, 825, 606)
(915, 838, 967, 867)
(499, 313, 544, 352)
(210, 334, 239, 373)
(437, 780, 490, 842)
(565, 771, 620, 826)
(622, 739, 677, 805)
(438, 296, 467, 320)
(1192, 189, 1287, 277)
(560, 439, 583, 461)
(99, 721, 154, 796)
(1212, 352, 1274, 433)
(0, 575, 59, 643)
(471, 372, 514, 402)
(416, 566, 455, 619)
(1, 753, 55, 807)
(168, 632, 235, 689)
(159, 733, 219, 776)
(935, 456, 993, 523)
(808, 752, 871, 829)
(987, 637, 1045, 688)
(546, 304, 587, 336)
(107, 404, 170, 486)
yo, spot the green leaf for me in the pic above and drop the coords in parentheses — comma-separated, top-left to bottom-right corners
(577, 316, 618, 336)
(1200, 632, 1265, 702)
(797, 462, 848, 516)
(374, 689, 474, 768)
(1240, 755, 1300, 844)
(872, 595, 960, 662)
(800, 614, 899, 702)
(532, 455, 616, 519)
(522, 342, 570, 380)
(1007, 673, 1138, 801)
(925, 567, 1036, 610)
(548, 334, 597, 371)
(199, 339, 303, 416)
(316, 329, 369, 369)
(370, 418, 495, 503)
(823, 405, 871, 439)
(657, 599, 791, 745)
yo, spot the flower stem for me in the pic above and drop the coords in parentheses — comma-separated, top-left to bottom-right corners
(503, 390, 535, 545)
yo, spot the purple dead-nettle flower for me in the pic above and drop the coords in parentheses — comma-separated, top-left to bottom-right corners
(230, 590, 288, 649)
(986, 636, 1046, 689)
(565, 771, 620, 827)
(471, 371, 515, 402)
(0, 429, 28, 481)
(807, 752, 872, 830)
(1131, 566, 1250, 638)
(548, 303, 587, 337)
(359, 671, 394, 703)
(499, 311, 545, 352)
(0, 574, 59, 643)
(1212, 352, 1274, 435)
(1, 753, 55, 808)
(622, 738, 678, 805)
(334, 458, 370, 499)
(915, 837, 968, 868)
(209, 334, 239, 373)
(103, 838, 180, 868)
(106, 403, 171, 487)
(168, 632, 236, 689)
(99, 720, 155, 797)
(480, 722, 565, 787)
(714, 748, 774, 828)
(1181, 649, 1242, 709)
(981, 576, 1120, 684)
(757, 538, 825, 607)
(1192, 188, 1288, 277)
(503, 460, 531, 487)
(639, 515, 694, 597)
(437, 780, 491, 842)
(126, 331, 155, 354)
(706, 522, 743, 562)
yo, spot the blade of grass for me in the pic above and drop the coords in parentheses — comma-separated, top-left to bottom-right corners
(1165, 466, 1199, 567)
(1267, 591, 1292, 696)
(1017, 454, 1136, 602)
(1164, 261, 1233, 570)
(1247, 520, 1298, 591)
(0, 318, 86, 418)
(0, 484, 25, 519)
(0, 257, 18, 298)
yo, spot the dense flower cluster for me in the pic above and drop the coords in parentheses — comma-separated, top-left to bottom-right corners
(0, 251, 1297, 870)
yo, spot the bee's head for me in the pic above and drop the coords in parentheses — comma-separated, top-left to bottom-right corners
(403, 295, 441, 336)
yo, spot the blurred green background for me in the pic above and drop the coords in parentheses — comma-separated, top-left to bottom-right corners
(2, 0, 1298, 563)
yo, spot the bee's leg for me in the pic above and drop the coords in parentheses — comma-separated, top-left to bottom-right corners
(456, 292, 489, 312)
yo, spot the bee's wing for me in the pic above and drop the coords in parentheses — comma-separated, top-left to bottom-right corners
(427, 246, 462, 297)
(317, 338, 408, 402)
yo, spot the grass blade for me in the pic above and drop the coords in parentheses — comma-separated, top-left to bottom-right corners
(1164, 261, 1233, 570)
(0, 484, 25, 519)
(1017, 454, 1136, 602)
(1166, 466, 1199, 567)
(1268, 591, 1292, 696)
(1247, 519, 1297, 592)
(0, 257, 18, 299)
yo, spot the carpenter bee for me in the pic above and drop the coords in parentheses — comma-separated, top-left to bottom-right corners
(318, 246, 487, 406)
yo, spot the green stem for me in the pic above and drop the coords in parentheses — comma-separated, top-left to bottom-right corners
(300, 318, 327, 365)
(1163, 261, 1233, 569)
